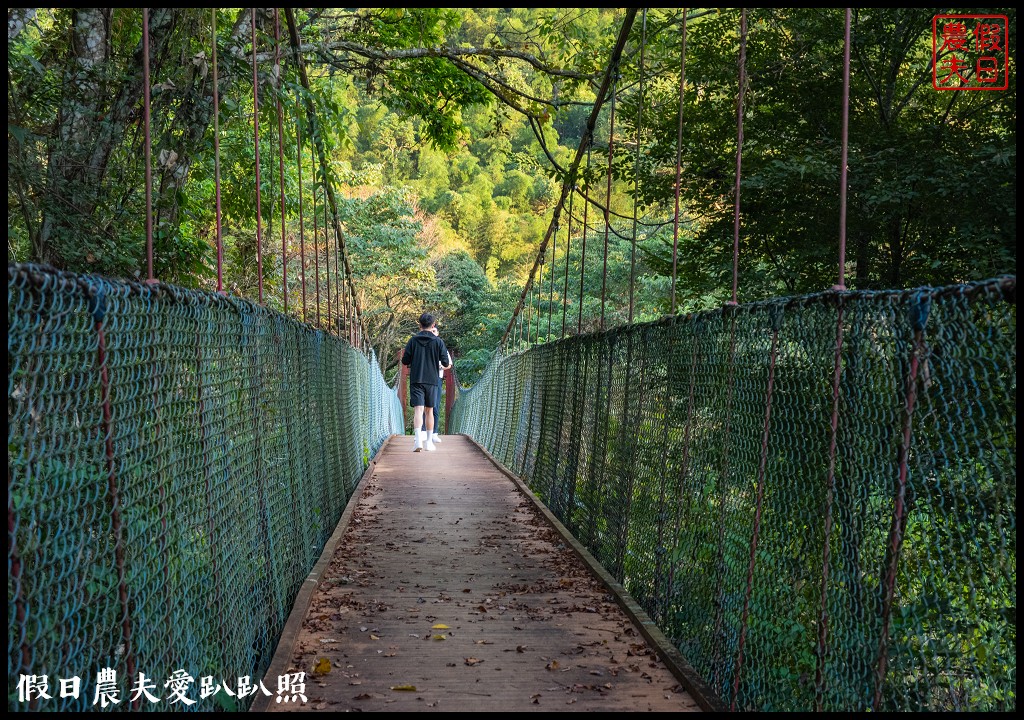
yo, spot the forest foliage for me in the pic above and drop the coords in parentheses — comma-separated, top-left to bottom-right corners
(7, 8, 1017, 382)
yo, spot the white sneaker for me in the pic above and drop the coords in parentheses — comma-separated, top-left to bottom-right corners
(425, 437, 436, 452)
(431, 433, 442, 443)
(413, 431, 423, 452)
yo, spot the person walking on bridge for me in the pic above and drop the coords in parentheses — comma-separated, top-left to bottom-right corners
(419, 324, 451, 446)
(402, 313, 451, 452)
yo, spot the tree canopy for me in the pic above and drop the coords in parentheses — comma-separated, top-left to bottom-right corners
(7, 8, 1016, 381)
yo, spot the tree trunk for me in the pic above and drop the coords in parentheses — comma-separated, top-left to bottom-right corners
(886, 217, 902, 286)
(38, 8, 110, 264)
(37, 8, 252, 271)
(8, 9, 38, 42)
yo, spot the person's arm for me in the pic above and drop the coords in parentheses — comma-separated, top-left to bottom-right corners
(401, 338, 412, 366)
(439, 340, 452, 369)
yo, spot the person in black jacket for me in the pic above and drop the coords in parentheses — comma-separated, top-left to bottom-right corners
(419, 325, 450, 446)
(401, 313, 452, 452)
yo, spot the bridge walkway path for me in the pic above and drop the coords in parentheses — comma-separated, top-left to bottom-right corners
(255, 435, 704, 712)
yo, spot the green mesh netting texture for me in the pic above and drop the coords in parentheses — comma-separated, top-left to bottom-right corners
(8, 264, 403, 711)
(452, 277, 1016, 712)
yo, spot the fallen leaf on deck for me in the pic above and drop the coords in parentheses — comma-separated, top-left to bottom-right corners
(546, 660, 560, 671)
(432, 634, 446, 641)
(432, 623, 450, 629)
(464, 657, 484, 666)
(391, 685, 417, 692)
(313, 658, 331, 675)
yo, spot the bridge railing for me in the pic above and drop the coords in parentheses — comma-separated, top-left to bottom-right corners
(7, 263, 403, 711)
(451, 277, 1016, 712)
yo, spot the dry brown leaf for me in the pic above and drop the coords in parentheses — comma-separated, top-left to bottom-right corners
(391, 685, 417, 692)
(464, 657, 484, 666)
(546, 660, 560, 671)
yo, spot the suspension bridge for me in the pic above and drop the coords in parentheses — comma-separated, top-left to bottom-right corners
(7, 7, 1016, 714)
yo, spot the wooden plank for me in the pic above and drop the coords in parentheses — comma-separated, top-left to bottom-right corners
(261, 436, 702, 712)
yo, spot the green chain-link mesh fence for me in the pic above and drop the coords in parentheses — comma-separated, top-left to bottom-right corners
(8, 263, 403, 711)
(452, 277, 1016, 712)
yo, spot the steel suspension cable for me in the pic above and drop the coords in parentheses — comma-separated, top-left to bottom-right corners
(602, 76, 617, 330)
(577, 147, 591, 334)
(561, 185, 574, 338)
(712, 10, 748, 689)
(671, 8, 688, 314)
(836, 8, 851, 292)
(524, 284, 531, 349)
(212, 10, 224, 294)
(731, 8, 748, 305)
(333, 221, 340, 333)
(274, 8, 287, 312)
(628, 8, 647, 324)
(547, 222, 556, 341)
(342, 225, 350, 337)
(311, 161, 321, 327)
(143, 9, 154, 283)
(251, 7, 264, 304)
(816, 9, 853, 710)
(532, 282, 540, 346)
(324, 183, 331, 329)
(296, 101, 307, 320)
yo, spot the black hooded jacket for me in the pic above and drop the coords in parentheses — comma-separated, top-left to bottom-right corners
(401, 330, 450, 384)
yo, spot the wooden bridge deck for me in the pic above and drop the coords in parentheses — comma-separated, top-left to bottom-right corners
(255, 435, 703, 713)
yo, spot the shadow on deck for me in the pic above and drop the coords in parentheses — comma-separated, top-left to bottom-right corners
(253, 435, 706, 712)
